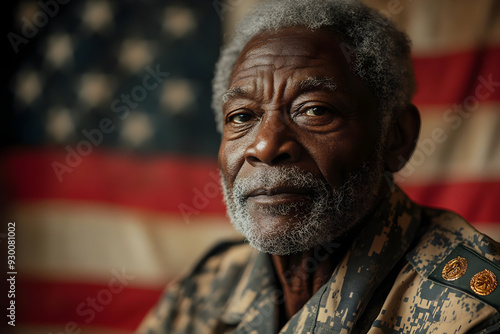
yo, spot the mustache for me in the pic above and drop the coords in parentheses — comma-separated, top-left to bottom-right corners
(231, 166, 327, 198)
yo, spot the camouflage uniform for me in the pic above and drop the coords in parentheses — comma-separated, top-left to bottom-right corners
(137, 186, 500, 333)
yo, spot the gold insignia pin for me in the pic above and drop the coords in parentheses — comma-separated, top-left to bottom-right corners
(442, 256, 468, 281)
(470, 269, 497, 296)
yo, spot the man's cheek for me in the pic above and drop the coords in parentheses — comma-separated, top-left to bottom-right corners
(221, 146, 246, 179)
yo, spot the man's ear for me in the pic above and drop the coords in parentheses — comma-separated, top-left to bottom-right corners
(384, 104, 421, 173)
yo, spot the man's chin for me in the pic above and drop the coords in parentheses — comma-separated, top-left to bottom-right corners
(244, 235, 312, 255)
(243, 231, 335, 256)
(232, 219, 338, 256)
(246, 203, 308, 225)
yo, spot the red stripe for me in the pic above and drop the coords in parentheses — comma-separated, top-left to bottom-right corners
(401, 181, 500, 223)
(3, 146, 226, 214)
(1, 150, 500, 222)
(412, 46, 500, 107)
(3, 148, 500, 222)
(16, 277, 164, 331)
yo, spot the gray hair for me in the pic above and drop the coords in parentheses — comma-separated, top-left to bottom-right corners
(211, 0, 416, 133)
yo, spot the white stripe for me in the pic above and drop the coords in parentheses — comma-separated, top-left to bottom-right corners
(396, 103, 500, 184)
(363, 0, 500, 55)
(11, 201, 241, 287)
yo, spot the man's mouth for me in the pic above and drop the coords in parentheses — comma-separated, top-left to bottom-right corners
(244, 186, 313, 204)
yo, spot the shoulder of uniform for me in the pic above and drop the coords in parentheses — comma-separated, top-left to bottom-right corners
(135, 238, 252, 332)
(160, 237, 253, 301)
(406, 206, 500, 310)
(408, 206, 500, 271)
(179, 237, 254, 281)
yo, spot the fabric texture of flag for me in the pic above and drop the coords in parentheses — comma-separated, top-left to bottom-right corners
(1, 0, 499, 333)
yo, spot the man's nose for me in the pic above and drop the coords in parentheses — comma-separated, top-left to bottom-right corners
(244, 113, 301, 166)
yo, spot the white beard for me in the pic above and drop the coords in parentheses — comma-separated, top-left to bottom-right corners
(220, 154, 384, 255)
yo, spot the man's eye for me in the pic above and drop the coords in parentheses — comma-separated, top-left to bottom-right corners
(228, 113, 253, 124)
(304, 106, 329, 116)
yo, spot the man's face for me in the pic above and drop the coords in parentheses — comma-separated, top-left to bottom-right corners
(218, 27, 385, 255)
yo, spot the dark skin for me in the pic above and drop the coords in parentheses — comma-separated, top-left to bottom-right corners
(218, 26, 420, 324)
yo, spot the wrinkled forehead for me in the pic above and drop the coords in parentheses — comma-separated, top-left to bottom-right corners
(226, 26, 374, 104)
(230, 27, 360, 82)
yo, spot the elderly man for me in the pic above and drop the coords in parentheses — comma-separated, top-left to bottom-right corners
(137, 0, 500, 332)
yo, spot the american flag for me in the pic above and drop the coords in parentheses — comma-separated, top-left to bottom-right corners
(2, 0, 499, 333)
(3, 1, 239, 333)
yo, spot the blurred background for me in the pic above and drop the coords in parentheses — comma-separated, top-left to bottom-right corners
(1, 0, 499, 333)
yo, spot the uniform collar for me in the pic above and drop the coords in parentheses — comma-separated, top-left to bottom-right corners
(221, 185, 422, 333)
(220, 246, 279, 332)
(282, 186, 422, 333)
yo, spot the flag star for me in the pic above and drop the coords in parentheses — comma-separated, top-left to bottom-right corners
(120, 111, 153, 147)
(161, 79, 196, 114)
(77, 73, 114, 108)
(44, 34, 74, 68)
(15, 70, 43, 106)
(81, 0, 113, 33)
(46, 107, 75, 142)
(162, 6, 197, 38)
(119, 39, 156, 73)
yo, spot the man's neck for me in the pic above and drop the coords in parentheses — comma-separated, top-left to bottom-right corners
(271, 242, 346, 323)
